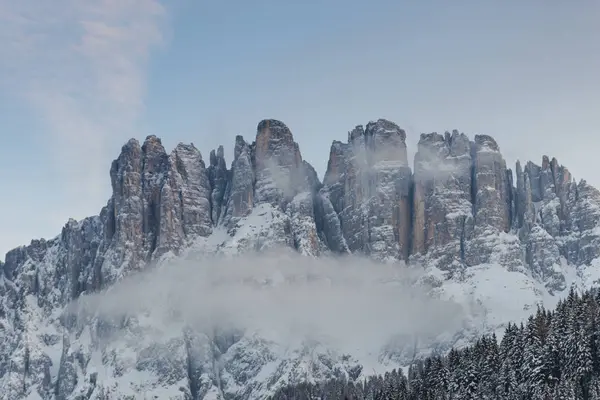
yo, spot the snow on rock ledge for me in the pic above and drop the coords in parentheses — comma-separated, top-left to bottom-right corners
(3, 118, 600, 399)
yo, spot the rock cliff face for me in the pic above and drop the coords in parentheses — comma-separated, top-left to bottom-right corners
(2, 118, 600, 399)
(411, 131, 475, 269)
(320, 119, 411, 261)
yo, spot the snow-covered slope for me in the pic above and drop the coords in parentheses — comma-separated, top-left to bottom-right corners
(2, 118, 600, 399)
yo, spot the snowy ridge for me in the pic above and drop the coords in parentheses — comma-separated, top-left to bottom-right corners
(2, 118, 600, 399)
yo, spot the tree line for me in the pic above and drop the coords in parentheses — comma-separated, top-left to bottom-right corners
(270, 287, 600, 399)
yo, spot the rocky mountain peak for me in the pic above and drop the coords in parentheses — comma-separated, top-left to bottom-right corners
(347, 124, 364, 143)
(346, 119, 408, 165)
(3, 117, 600, 399)
(254, 119, 300, 168)
(364, 119, 408, 166)
(5, 118, 600, 280)
(253, 119, 305, 206)
(416, 131, 448, 152)
(320, 119, 413, 260)
(256, 118, 294, 140)
(109, 138, 141, 195)
(233, 135, 247, 161)
(412, 130, 474, 265)
(322, 140, 346, 186)
(473, 134, 500, 152)
(209, 145, 225, 167)
(220, 134, 254, 229)
(173, 141, 200, 155)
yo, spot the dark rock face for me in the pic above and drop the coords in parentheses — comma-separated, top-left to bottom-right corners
(254, 119, 306, 206)
(462, 135, 518, 269)
(510, 155, 594, 291)
(208, 145, 228, 225)
(93, 136, 215, 286)
(220, 135, 255, 230)
(321, 119, 412, 261)
(471, 134, 512, 234)
(405, 128, 599, 283)
(2, 118, 596, 284)
(3, 117, 600, 399)
(411, 131, 474, 269)
(216, 121, 322, 256)
(159, 142, 214, 254)
(567, 181, 600, 265)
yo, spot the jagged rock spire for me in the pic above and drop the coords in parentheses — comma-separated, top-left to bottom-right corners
(4, 118, 600, 282)
(322, 119, 412, 260)
(4, 117, 600, 398)
(208, 145, 228, 224)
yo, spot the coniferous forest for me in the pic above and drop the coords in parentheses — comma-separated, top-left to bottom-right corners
(270, 288, 600, 400)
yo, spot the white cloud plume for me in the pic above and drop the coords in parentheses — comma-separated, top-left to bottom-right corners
(0, 0, 166, 212)
(69, 249, 469, 362)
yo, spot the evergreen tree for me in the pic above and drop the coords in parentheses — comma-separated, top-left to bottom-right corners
(523, 315, 546, 399)
(270, 287, 600, 400)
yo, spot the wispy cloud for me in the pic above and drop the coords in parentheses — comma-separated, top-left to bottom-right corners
(69, 249, 469, 364)
(0, 0, 166, 213)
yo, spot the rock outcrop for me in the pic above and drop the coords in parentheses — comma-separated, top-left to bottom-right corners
(208, 145, 229, 225)
(220, 135, 255, 231)
(253, 119, 305, 206)
(411, 131, 474, 269)
(2, 117, 600, 399)
(320, 119, 412, 261)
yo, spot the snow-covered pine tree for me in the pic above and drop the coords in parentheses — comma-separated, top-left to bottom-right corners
(270, 288, 600, 400)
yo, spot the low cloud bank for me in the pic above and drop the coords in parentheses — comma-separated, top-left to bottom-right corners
(68, 249, 468, 357)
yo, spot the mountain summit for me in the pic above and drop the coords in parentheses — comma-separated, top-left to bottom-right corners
(2, 119, 600, 399)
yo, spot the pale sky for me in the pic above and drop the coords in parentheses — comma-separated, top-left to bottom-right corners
(1, 0, 599, 259)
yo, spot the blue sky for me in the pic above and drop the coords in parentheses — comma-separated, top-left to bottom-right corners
(1, 0, 599, 258)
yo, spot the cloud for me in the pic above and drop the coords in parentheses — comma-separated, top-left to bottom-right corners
(0, 0, 166, 212)
(68, 249, 468, 362)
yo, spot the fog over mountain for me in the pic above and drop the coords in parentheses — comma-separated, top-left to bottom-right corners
(2, 118, 600, 399)
(69, 249, 467, 362)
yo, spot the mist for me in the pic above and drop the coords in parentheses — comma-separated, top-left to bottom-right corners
(68, 248, 469, 360)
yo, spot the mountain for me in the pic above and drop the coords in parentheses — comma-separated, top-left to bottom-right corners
(2, 118, 600, 399)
